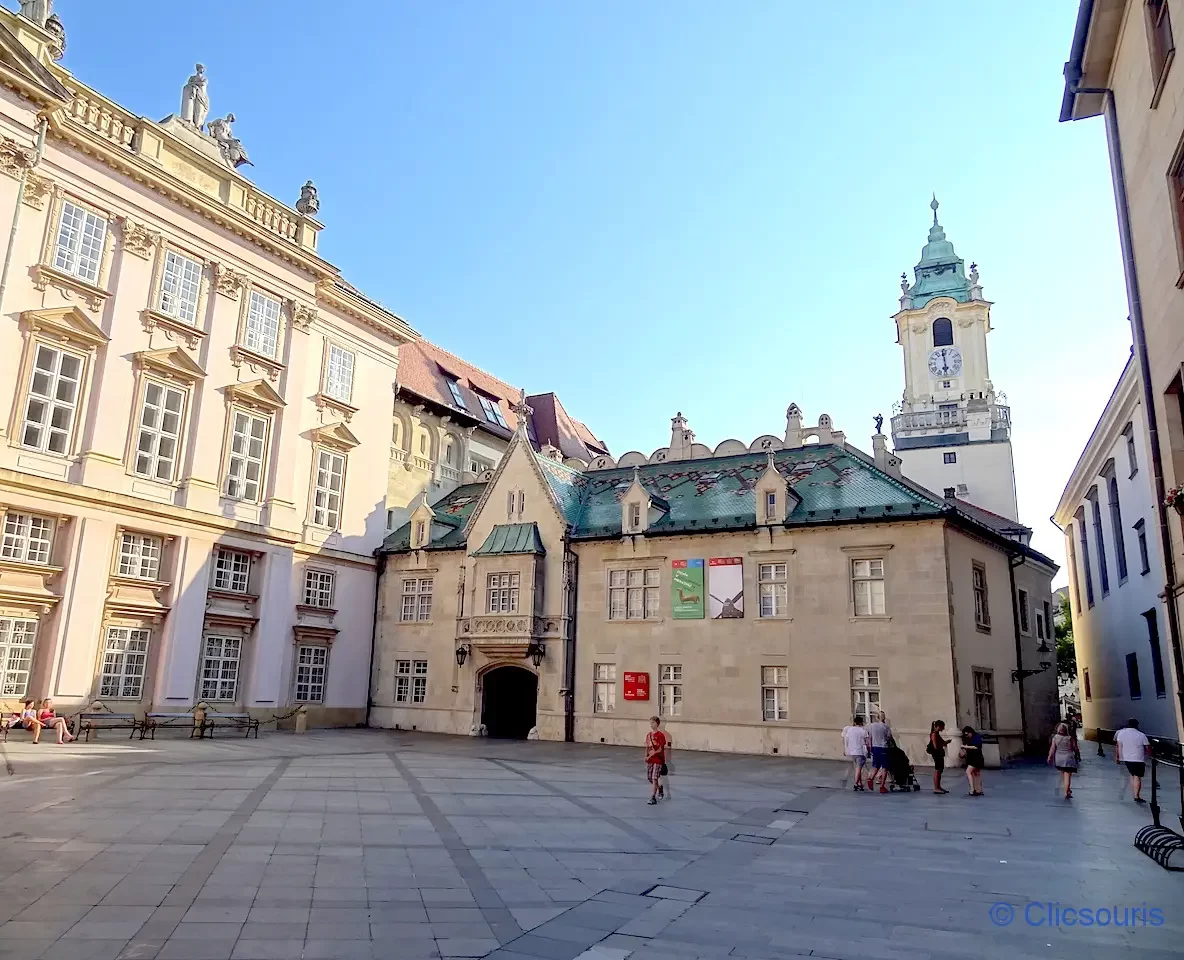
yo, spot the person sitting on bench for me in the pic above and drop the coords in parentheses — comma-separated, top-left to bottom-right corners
(38, 699, 74, 745)
(15, 700, 42, 743)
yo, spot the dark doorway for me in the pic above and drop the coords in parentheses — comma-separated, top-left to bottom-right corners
(481, 666, 538, 739)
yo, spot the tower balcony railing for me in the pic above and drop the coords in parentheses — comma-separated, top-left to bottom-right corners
(891, 404, 1010, 434)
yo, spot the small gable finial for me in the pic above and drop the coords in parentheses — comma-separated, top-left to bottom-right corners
(632, 464, 641, 485)
(512, 388, 532, 438)
(930, 193, 939, 225)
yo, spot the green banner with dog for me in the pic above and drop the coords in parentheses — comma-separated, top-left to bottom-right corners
(671, 559, 704, 619)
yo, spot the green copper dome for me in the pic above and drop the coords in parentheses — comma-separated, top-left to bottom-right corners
(903, 197, 971, 308)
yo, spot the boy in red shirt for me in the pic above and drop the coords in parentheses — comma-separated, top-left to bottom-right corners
(645, 716, 669, 804)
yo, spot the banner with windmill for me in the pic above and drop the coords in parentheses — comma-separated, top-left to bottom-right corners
(708, 557, 744, 618)
(671, 559, 705, 619)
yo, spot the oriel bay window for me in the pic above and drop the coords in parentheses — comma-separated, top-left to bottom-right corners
(487, 572, 520, 613)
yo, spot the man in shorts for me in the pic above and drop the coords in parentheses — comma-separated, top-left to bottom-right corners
(645, 716, 668, 805)
(1115, 717, 1151, 804)
(867, 712, 893, 793)
(841, 715, 871, 791)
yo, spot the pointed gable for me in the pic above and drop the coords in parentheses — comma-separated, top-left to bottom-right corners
(461, 432, 571, 539)
(309, 421, 360, 451)
(0, 17, 72, 105)
(134, 347, 207, 382)
(224, 379, 285, 411)
(21, 305, 108, 349)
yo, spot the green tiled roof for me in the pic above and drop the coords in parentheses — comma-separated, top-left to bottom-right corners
(379, 482, 485, 553)
(473, 523, 546, 556)
(536, 456, 588, 525)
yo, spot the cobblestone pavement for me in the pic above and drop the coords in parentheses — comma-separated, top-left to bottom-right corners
(0, 729, 1180, 960)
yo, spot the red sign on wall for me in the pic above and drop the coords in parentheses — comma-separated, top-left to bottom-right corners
(623, 672, 650, 701)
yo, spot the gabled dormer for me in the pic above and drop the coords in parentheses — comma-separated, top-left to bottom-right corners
(620, 466, 669, 535)
(755, 452, 788, 525)
(408, 489, 435, 549)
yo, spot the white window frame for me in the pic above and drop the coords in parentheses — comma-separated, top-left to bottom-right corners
(21, 342, 85, 456)
(303, 569, 335, 608)
(628, 502, 641, 531)
(477, 394, 508, 428)
(758, 562, 787, 618)
(659, 663, 682, 717)
(395, 659, 428, 704)
(211, 548, 251, 594)
(294, 644, 328, 703)
(486, 572, 520, 613)
(98, 626, 150, 700)
(53, 198, 107, 284)
(199, 635, 242, 702)
(243, 289, 282, 358)
(400, 578, 432, 622)
(0, 617, 37, 697)
(973, 667, 995, 730)
(224, 408, 270, 502)
(1, 512, 53, 565)
(134, 379, 187, 483)
(593, 663, 616, 714)
(851, 667, 880, 720)
(608, 567, 660, 620)
(324, 343, 355, 403)
(117, 532, 162, 581)
(972, 561, 990, 629)
(764, 490, 777, 522)
(761, 665, 788, 720)
(159, 248, 202, 324)
(851, 558, 886, 617)
(311, 448, 346, 529)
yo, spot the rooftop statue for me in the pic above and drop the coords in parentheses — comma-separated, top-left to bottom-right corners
(180, 64, 210, 130)
(207, 114, 252, 168)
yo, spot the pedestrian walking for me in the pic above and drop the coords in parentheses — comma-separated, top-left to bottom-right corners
(1114, 717, 1151, 804)
(841, 715, 871, 791)
(959, 726, 985, 796)
(1048, 722, 1079, 799)
(644, 716, 669, 805)
(866, 712, 893, 793)
(927, 720, 950, 794)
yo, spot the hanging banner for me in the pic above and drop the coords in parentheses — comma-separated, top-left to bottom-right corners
(708, 557, 744, 618)
(671, 559, 705, 619)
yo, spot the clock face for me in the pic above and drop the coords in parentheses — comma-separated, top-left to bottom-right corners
(928, 347, 963, 378)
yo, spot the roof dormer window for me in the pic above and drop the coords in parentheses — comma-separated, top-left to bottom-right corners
(629, 502, 642, 532)
(477, 393, 508, 428)
(764, 491, 777, 522)
(445, 376, 467, 410)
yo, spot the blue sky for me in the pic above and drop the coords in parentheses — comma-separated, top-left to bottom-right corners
(52, 1, 1126, 572)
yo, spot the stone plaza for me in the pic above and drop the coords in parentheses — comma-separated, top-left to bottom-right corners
(0, 730, 1181, 960)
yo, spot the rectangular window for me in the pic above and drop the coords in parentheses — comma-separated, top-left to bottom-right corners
(972, 563, 990, 629)
(294, 645, 327, 703)
(659, 664, 682, 717)
(1126, 652, 1142, 699)
(850, 667, 880, 720)
(1124, 423, 1139, 476)
(211, 548, 251, 594)
(1036, 612, 1045, 641)
(1135, 518, 1150, 575)
(477, 394, 508, 428)
(1141, 609, 1167, 698)
(1017, 588, 1030, 633)
(99, 626, 150, 700)
(487, 572, 520, 613)
(1044, 600, 1052, 639)
(628, 502, 641, 531)
(225, 409, 268, 502)
(470, 456, 492, 475)
(199, 635, 241, 701)
(21, 343, 83, 455)
(1146, 0, 1176, 91)
(159, 249, 202, 324)
(1, 512, 53, 564)
(117, 532, 161, 580)
(134, 380, 185, 482)
(761, 665, 788, 721)
(765, 490, 777, 520)
(445, 376, 467, 410)
(395, 659, 428, 704)
(0, 617, 37, 697)
(1107, 476, 1128, 582)
(312, 450, 345, 528)
(53, 199, 106, 283)
(244, 290, 281, 358)
(1076, 508, 1095, 607)
(943, 452, 957, 464)
(1083, 667, 1092, 701)
(400, 578, 432, 621)
(973, 668, 996, 730)
(851, 558, 885, 617)
(593, 663, 616, 713)
(608, 567, 660, 620)
(1090, 491, 1110, 595)
(758, 562, 787, 618)
(303, 569, 335, 608)
(324, 344, 355, 402)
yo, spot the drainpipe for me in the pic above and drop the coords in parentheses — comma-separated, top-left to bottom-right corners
(364, 551, 386, 728)
(0, 115, 48, 317)
(561, 541, 578, 743)
(1008, 552, 1030, 751)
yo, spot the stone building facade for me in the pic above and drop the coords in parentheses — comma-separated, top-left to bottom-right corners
(1060, 0, 1184, 738)
(0, 7, 415, 725)
(374, 407, 1059, 762)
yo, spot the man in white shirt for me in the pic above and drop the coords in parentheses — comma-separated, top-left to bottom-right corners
(1114, 718, 1151, 804)
(841, 715, 871, 791)
(867, 713, 893, 794)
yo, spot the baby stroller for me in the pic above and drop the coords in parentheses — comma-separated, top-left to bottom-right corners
(886, 738, 921, 792)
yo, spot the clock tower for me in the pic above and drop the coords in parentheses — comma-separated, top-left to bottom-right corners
(890, 198, 1019, 522)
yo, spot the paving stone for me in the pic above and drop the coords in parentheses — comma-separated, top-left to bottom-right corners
(435, 939, 501, 958)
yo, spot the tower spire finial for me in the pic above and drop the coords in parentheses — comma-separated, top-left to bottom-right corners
(930, 193, 939, 225)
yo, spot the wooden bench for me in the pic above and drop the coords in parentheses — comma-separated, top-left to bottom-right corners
(78, 712, 141, 742)
(142, 712, 200, 740)
(200, 713, 259, 738)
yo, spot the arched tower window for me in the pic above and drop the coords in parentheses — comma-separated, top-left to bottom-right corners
(932, 318, 953, 346)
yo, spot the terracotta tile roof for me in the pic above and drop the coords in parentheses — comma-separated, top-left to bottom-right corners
(527, 392, 609, 460)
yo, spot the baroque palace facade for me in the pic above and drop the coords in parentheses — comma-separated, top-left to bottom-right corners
(0, 6, 418, 724)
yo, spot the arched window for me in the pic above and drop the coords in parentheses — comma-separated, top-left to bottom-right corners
(444, 439, 454, 465)
(932, 318, 953, 347)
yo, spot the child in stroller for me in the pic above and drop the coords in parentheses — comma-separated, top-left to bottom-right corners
(886, 738, 921, 791)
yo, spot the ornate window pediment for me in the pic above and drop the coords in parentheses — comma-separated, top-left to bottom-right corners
(309, 421, 360, 452)
(20, 305, 108, 350)
(224, 378, 285, 412)
(134, 346, 206, 383)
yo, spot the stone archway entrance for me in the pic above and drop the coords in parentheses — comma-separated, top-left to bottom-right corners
(481, 665, 538, 739)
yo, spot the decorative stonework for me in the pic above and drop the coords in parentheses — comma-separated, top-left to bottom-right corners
(229, 344, 283, 382)
(21, 172, 52, 210)
(0, 136, 35, 178)
(213, 262, 247, 300)
(313, 392, 358, 423)
(290, 301, 316, 332)
(29, 264, 110, 312)
(141, 310, 205, 349)
(118, 216, 160, 259)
